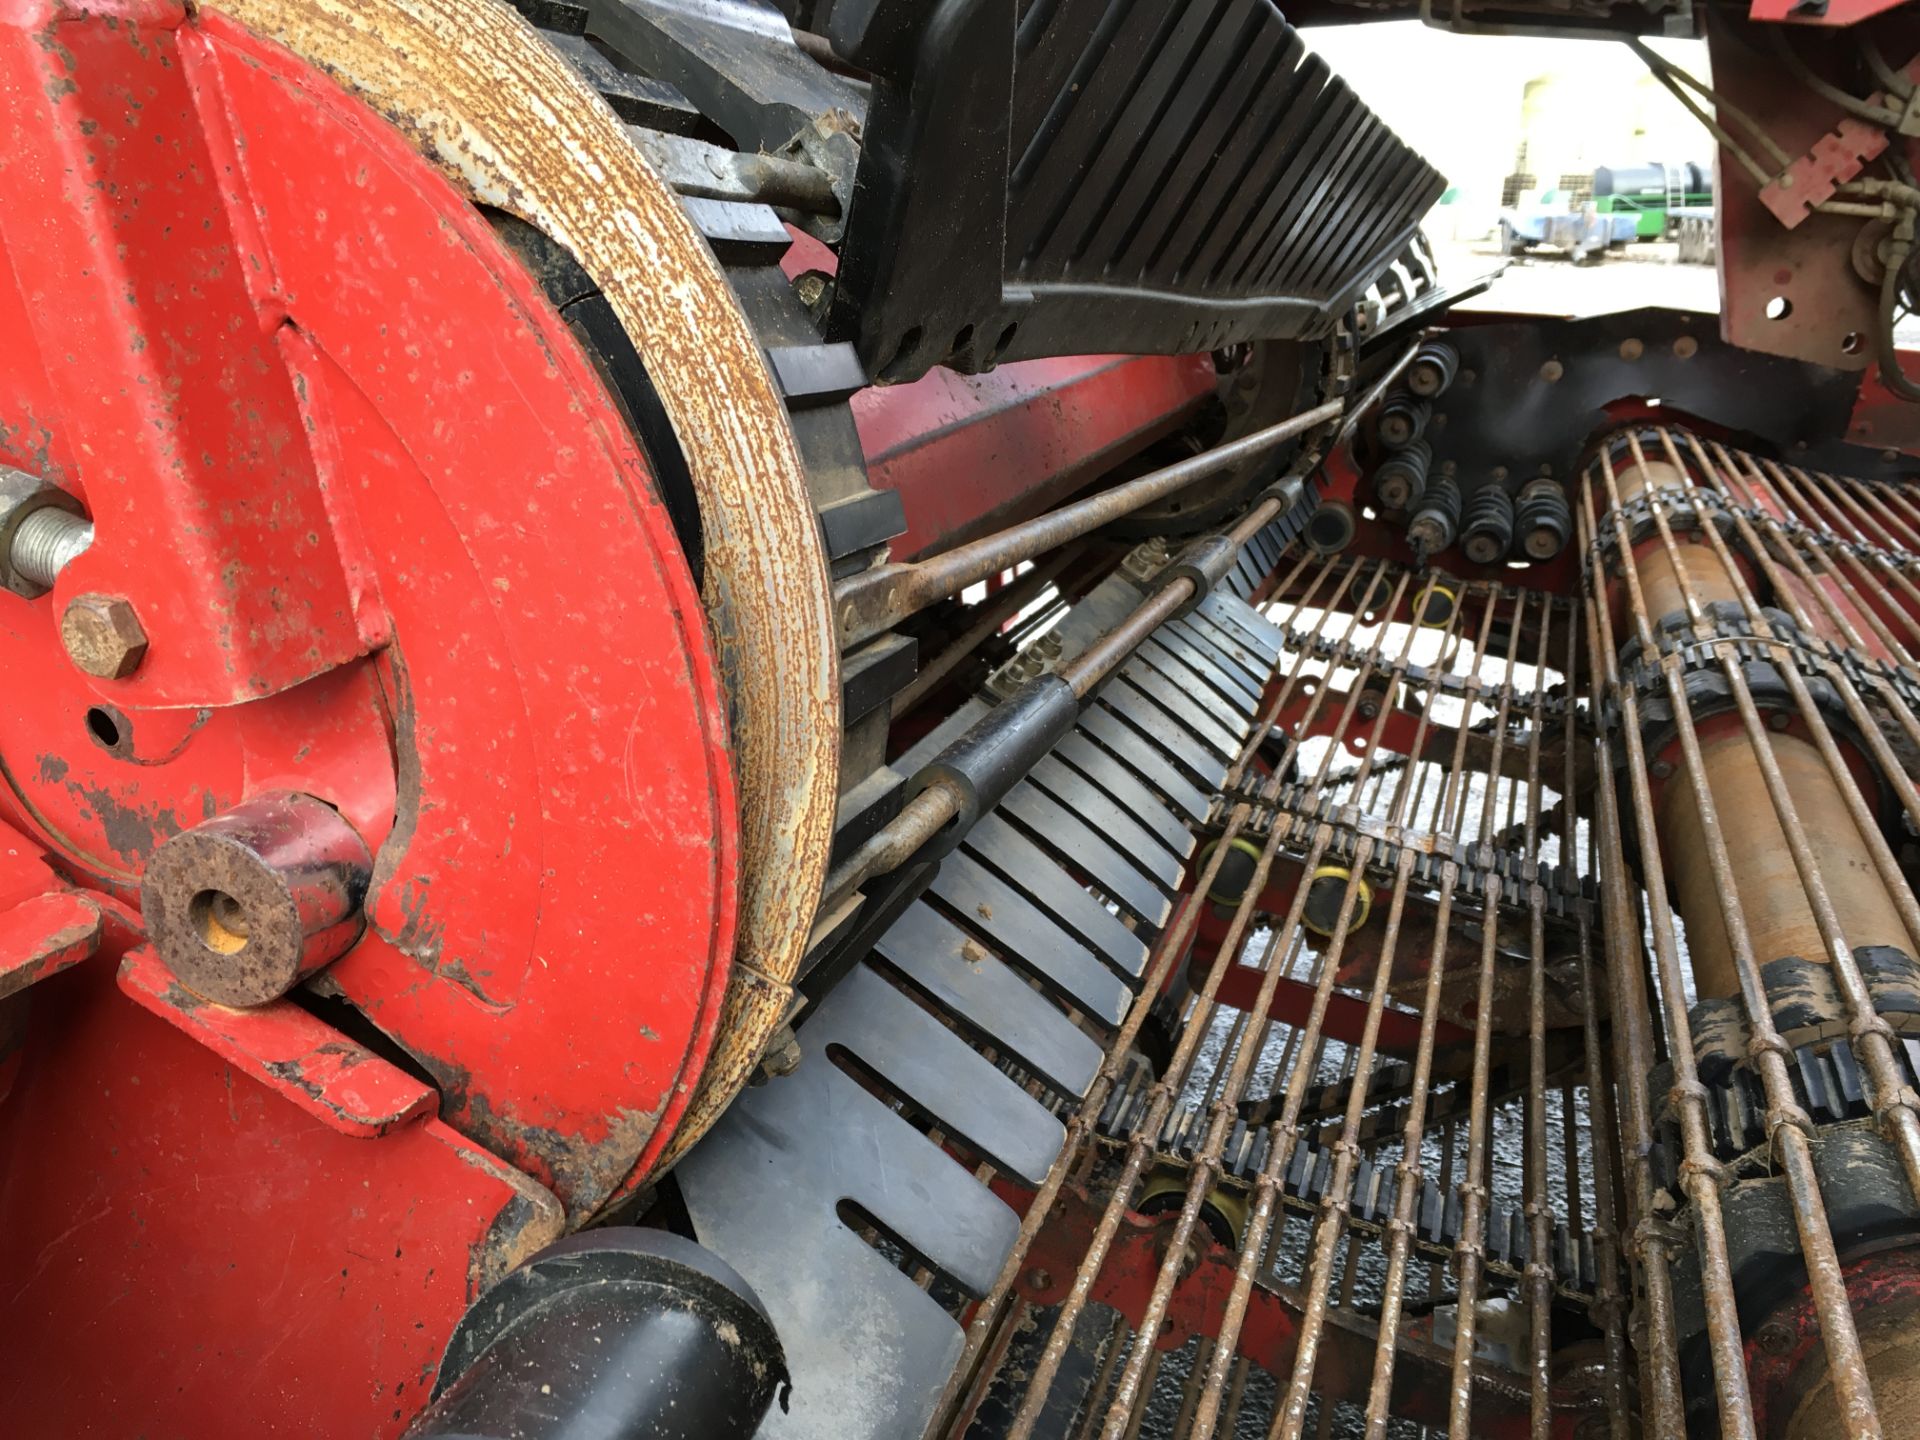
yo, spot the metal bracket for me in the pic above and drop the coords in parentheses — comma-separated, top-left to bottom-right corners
(586, 0, 863, 239)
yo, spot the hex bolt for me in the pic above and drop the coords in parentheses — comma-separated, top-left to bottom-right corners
(0, 463, 88, 599)
(759, 1024, 803, 1078)
(11, 507, 93, 589)
(141, 791, 374, 1006)
(61, 594, 148, 679)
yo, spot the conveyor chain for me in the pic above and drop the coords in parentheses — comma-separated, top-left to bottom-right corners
(1089, 1064, 1603, 1302)
(1208, 780, 1597, 924)
(1650, 948, 1920, 1188)
(1264, 618, 1587, 725)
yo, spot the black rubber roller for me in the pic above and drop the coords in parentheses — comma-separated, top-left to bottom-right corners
(1375, 394, 1431, 448)
(1406, 340, 1459, 399)
(1347, 562, 1395, 615)
(1406, 474, 1461, 563)
(407, 1229, 788, 1440)
(1305, 498, 1357, 555)
(1513, 477, 1571, 561)
(1459, 485, 1515, 566)
(1373, 440, 1430, 510)
(1201, 837, 1264, 905)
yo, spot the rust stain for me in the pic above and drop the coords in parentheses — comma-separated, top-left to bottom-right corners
(0, 917, 100, 1000)
(439, 1070, 667, 1226)
(449, 1142, 565, 1292)
(65, 779, 184, 865)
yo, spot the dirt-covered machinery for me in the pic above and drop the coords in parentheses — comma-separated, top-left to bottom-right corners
(6, 1, 1920, 1438)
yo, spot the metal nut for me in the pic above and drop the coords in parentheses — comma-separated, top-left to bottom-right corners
(61, 594, 148, 678)
(0, 465, 85, 599)
(759, 1025, 803, 1079)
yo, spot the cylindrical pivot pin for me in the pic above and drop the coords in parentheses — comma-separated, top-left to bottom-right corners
(141, 791, 373, 1006)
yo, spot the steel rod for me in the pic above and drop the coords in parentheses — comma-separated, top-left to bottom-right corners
(834, 400, 1342, 647)
(921, 553, 1353, 1439)
(893, 547, 1080, 715)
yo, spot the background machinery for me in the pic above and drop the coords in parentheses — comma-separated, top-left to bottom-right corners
(5, 1, 1920, 1438)
(1499, 161, 1715, 262)
(1593, 162, 1715, 240)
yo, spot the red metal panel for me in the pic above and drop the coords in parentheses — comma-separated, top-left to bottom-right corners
(854, 353, 1217, 559)
(1708, 25, 1887, 370)
(0, 7, 366, 707)
(0, 8, 739, 1224)
(1848, 357, 1920, 454)
(0, 891, 100, 998)
(119, 946, 441, 1136)
(1749, 0, 1911, 24)
(0, 956, 556, 1439)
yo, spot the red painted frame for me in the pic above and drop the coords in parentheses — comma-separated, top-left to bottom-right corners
(0, 9, 744, 1430)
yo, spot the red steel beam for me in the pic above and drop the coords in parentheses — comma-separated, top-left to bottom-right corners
(853, 354, 1217, 559)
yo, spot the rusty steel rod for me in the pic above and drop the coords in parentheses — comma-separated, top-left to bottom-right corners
(834, 399, 1341, 647)
(1586, 453, 1760, 1438)
(917, 435, 1695, 1435)
(1647, 435, 1920, 1215)
(1608, 428, 1920, 1431)
(817, 778, 962, 908)
(1443, 590, 1531, 1440)
(1522, 600, 1556, 1440)
(835, 498, 1333, 913)
(1559, 595, 1633, 1440)
(1008, 570, 1404, 1440)
(1689, 436, 1920, 833)
(893, 546, 1080, 715)
(1575, 491, 1692, 1434)
(1092, 575, 1424, 1440)
(1251, 591, 1500, 1440)
(841, 338, 1424, 650)
(921, 552, 1356, 1440)
(1621, 446, 1887, 1434)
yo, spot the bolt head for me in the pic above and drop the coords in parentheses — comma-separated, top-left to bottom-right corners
(759, 1025, 802, 1079)
(61, 594, 147, 678)
(0, 466, 84, 599)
